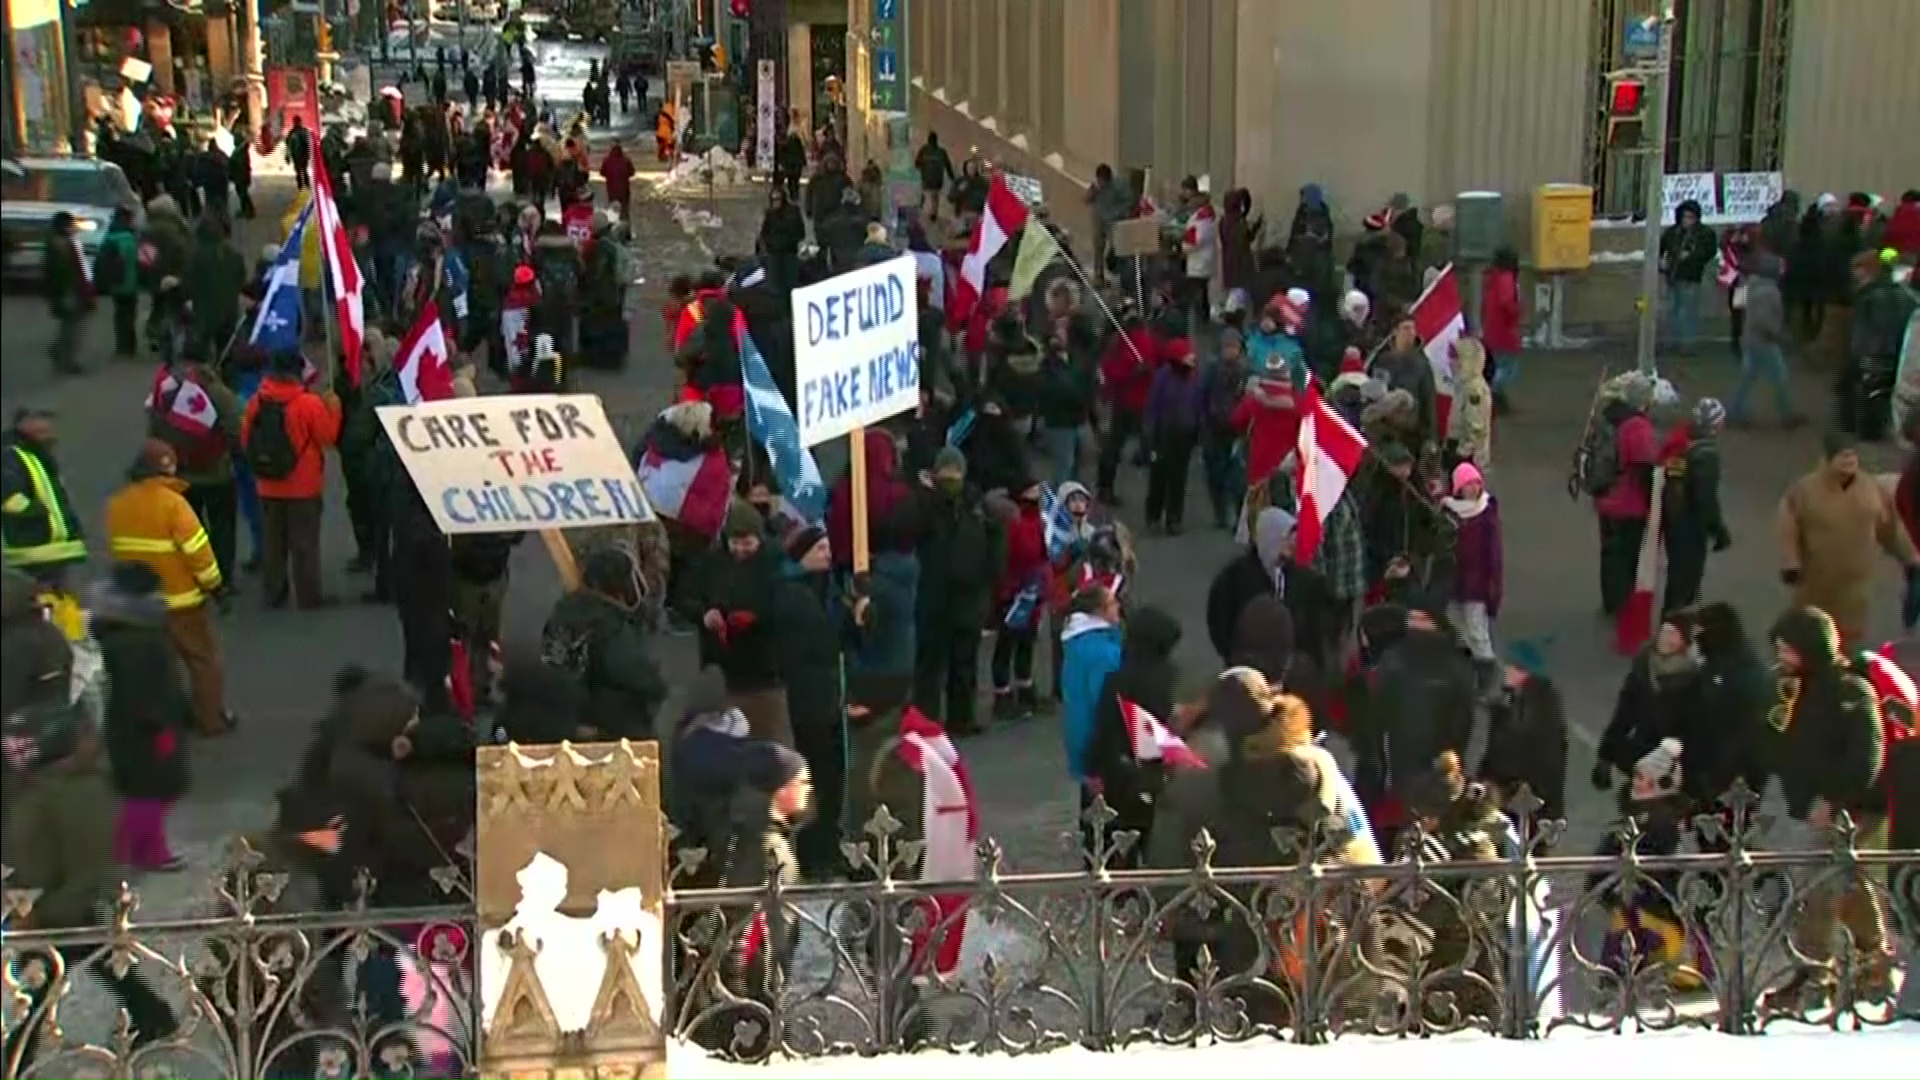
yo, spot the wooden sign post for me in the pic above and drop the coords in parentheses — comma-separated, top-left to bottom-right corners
(848, 424, 871, 573)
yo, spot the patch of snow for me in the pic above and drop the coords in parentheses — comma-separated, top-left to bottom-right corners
(911, 76, 926, 89)
(953, 101, 971, 117)
(671, 1027, 1919, 1080)
(931, 87, 948, 102)
(659, 146, 753, 193)
(1009, 133, 1029, 150)
(1043, 152, 1067, 172)
(979, 117, 999, 133)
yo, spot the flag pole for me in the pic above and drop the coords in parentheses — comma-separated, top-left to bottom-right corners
(848, 425, 870, 574)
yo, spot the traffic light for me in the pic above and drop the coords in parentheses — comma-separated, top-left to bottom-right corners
(1605, 73, 1647, 149)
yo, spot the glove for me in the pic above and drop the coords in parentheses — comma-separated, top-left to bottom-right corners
(1590, 762, 1613, 792)
(1779, 567, 1801, 587)
(726, 610, 758, 633)
(1712, 532, 1732, 553)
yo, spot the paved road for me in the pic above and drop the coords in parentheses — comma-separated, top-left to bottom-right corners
(3, 165, 1909, 1054)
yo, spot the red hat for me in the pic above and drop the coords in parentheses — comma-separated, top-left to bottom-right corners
(1339, 346, 1365, 374)
(512, 265, 535, 287)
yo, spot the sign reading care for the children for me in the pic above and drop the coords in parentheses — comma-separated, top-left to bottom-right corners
(791, 253, 921, 447)
(378, 394, 655, 535)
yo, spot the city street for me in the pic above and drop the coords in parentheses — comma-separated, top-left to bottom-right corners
(2, 163, 1909, 1048)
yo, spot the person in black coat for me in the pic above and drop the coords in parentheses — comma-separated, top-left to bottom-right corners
(1477, 639, 1570, 833)
(1348, 603, 1478, 850)
(953, 390, 1032, 496)
(92, 562, 192, 872)
(390, 474, 455, 717)
(758, 186, 807, 295)
(1083, 605, 1182, 867)
(1204, 506, 1341, 674)
(771, 523, 854, 877)
(694, 500, 792, 746)
(1678, 601, 1774, 811)
(911, 446, 1005, 735)
(1228, 595, 1326, 719)
(1594, 612, 1706, 800)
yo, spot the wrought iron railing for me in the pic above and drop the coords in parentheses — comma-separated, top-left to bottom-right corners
(3, 787, 1915, 1077)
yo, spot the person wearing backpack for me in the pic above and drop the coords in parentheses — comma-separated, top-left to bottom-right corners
(151, 353, 243, 593)
(1587, 374, 1660, 621)
(95, 206, 144, 357)
(241, 350, 341, 609)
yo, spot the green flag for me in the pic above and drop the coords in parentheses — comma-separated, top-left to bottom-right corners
(1007, 218, 1059, 303)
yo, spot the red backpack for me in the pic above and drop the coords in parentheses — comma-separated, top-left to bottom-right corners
(1859, 646, 1920, 846)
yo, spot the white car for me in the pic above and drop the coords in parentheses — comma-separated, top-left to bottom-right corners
(0, 156, 141, 283)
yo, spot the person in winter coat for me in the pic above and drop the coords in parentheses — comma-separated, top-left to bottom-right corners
(92, 562, 192, 871)
(1442, 462, 1503, 686)
(41, 212, 92, 375)
(1589, 735, 1704, 993)
(1661, 198, 1720, 352)
(1401, 749, 1514, 1021)
(1445, 338, 1494, 470)
(540, 546, 668, 740)
(1595, 611, 1705, 799)
(1592, 373, 1661, 620)
(578, 214, 628, 371)
(1371, 312, 1441, 455)
(986, 484, 1049, 721)
(953, 389, 1032, 497)
(912, 447, 1003, 735)
(149, 355, 244, 588)
(95, 206, 143, 357)
(1095, 303, 1162, 502)
(1348, 603, 1478, 849)
(1229, 595, 1325, 719)
(1206, 507, 1339, 674)
(1199, 329, 1251, 528)
(1143, 338, 1206, 533)
(693, 502, 792, 745)
(1081, 605, 1183, 866)
(1482, 247, 1524, 411)
(1034, 339, 1095, 487)
(388, 470, 455, 715)
(1678, 601, 1774, 812)
(242, 350, 342, 609)
(449, 529, 520, 710)
(1230, 339, 1304, 528)
(1762, 605, 1894, 1009)
(1729, 251, 1803, 427)
(770, 524, 856, 877)
(758, 185, 807, 294)
(1061, 582, 1125, 802)
(1776, 431, 1919, 645)
(913, 132, 955, 220)
(1354, 439, 1454, 605)
(1661, 399, 1734, 613)
(1846, 249, 1919, 440)
(1478, 640, 1569, 827)
(0, 567, 72, 722)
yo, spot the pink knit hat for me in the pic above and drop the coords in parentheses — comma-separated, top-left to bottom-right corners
(1451, 462, 1484, 494)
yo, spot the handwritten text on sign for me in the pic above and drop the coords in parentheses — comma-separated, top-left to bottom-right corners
(790, 253, 921, 447)
(377, 394, 654, 535)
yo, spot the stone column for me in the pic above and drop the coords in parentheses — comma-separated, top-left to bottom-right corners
(146, 17, 175, 96)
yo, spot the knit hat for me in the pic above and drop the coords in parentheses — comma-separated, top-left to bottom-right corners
(1340, 289, 1372, 324)
(137, 438, 177, 475)
(1339, 346, 1366, 375)
(783, 522, 827, 562)
(1450, 461, 1483, 495)
(933, 446, 967, 475)
(1693, 397, 1727, 430)
(1634, 737, 1684, 796)
(1374, 439, 1414, 467)
(1505, 637, 1551, 679)
(1822, 428, 1858, 459)
(722, 499, 765, 539)
(845, 672, 914, 715)
(742, 741, 810, 795)
(513, 264, 536, 287)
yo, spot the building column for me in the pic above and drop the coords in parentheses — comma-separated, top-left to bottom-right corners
(240, 1, 264, 140)
(147, 17, 174, 95)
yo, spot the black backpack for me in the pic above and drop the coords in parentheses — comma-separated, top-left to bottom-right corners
(1569, 417, 1621, 499)
(246, 397, 300, 481)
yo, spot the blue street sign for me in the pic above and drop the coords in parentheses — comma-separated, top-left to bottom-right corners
(1623, 19, 1661, 62)
(875, 0, 898, 22)
(874, 48, 897, 83)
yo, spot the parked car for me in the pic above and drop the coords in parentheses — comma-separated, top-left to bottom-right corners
(1, 156, 141, 284)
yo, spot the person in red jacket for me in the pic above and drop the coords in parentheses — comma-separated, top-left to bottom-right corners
(1230, 350, 1303, 529)
(1482, 246, 1525, 415)
(601, 140, 635, 222)
(240, 350, 342, 609)
(1886, 190, 1920, 260)
(988, 482, 1049, 721)
(1095, 302, 1162, 503)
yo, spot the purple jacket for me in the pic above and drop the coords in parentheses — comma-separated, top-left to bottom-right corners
(1450, 497, 1504, 615)
(1145, 364, 1207, 434)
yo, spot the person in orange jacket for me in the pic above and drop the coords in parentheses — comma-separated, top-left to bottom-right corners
(240, 350, 341, 609)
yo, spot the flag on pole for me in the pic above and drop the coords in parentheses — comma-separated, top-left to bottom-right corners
(1409, 264, 1467, 432)
(310, 153, 366, 385)
(394, 300, 457, 405)
(954, 174, 1030, 324)
(1617, 465, 1666, 656)
(1294, 382, 1368, 564)
(740, 331, 827, 523)
(1039, 482, 1077, 562)
(1118, 697, 1208, 770)
(248, 202, 313, 356)
(1006, 217, 1057, 303)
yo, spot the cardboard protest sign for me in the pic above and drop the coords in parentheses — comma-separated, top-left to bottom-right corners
(379, 394, 654, 535)
(790, 253, 921, 448)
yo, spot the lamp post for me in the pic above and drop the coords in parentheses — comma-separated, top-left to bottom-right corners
(1632, 9, 1675, 376)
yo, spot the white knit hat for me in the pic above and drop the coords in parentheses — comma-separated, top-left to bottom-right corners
(1634, 737, 1684, 796)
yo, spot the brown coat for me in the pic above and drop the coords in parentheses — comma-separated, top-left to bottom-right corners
(1777, 464, 1917, 641)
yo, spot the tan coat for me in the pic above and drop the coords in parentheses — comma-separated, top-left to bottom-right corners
(1777, 463, 1917, 642)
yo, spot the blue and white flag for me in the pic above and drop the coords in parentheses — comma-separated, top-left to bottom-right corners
(445, 246, 471, 322)
(249, 202, 313, 355)
(741, 333, 828, 524)
(1039, 482, 1077, 562)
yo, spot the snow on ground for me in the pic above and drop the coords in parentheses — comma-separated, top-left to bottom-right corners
(670, 1026, 1919, 1079)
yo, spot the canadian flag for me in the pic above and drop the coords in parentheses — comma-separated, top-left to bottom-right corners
(145, 369, 219, 437)
(1118, 697, 1207, 770)
(953, 174, 1030, 324)
(395, 300, 458, 404)
(1294, 381, 1369, 564)
(310, 153, 366, 385)
(1617, 465, 1667, 655)
(1410, 264, 1467, 432)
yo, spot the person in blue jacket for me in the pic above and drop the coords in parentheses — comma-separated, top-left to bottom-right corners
(1059, 582, 1125, 830)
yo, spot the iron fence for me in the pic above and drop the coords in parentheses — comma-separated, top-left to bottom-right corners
(3, 787, 1915, 1077)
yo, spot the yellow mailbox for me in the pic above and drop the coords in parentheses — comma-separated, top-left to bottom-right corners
(1534, 183, 1594, 273)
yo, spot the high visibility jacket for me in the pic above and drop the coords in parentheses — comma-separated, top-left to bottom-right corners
(1, 439, 86, 572)
(104, 475, 223, 610)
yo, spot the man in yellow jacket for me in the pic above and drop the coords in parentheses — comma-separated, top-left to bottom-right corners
(105, 439, 234, 736)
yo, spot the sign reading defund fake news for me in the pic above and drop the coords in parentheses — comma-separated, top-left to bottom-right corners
(378, 394, 655, 535)
(791, 253, 921, 448)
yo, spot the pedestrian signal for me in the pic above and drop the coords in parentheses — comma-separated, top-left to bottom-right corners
(1606, 75, 1647, 149)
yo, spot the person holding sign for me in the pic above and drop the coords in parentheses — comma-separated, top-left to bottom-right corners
(689, 501, 794, 747)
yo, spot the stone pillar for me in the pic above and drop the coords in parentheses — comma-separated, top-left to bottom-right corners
(476, 741, 668, 1080)
(206, 14, 235, 86)
(146, 18, 175, 96)
(240, 3, 264, 143)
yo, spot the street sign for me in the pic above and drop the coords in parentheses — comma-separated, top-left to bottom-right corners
(1623, 19, 1661, 63)
(875, 0, 897, 21)
(874, 48, 897, 83)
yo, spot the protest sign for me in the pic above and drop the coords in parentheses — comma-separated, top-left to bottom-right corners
(378, 394, 654, 536)
(1719, 171, 1783, 223)
(1661, 172, 1718, 223)
(791, 254, 921, 448)
(1001, 171, 1044, 207)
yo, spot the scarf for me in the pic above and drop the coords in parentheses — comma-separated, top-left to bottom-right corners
(894, 707, 978, 977)
(1442, 491, 1490, 520)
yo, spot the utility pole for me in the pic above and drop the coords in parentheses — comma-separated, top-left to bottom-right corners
(1633, 10, 1675, 375)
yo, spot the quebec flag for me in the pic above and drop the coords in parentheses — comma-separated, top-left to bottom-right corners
(249, 203, 313, 355)
(741, 334, 827, 524)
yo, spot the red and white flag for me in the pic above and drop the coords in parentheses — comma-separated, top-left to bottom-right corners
(311, 154, 366, 385)
(1294, 381, 1369, 564)
(144, 369, 219, 437)
(395, 301, 457, 404)
(1617, 466, 1667, 655)
(1864, 645, 1918, 718)
(953, 174, 1030, 323)
(1118, 697, 1207, 771)
(895, 706, 978, 977)
(1410, 264, 1467, 430)
(635, 437, 733, 538)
